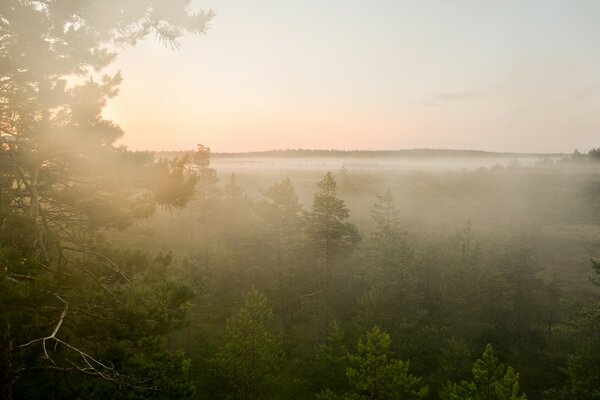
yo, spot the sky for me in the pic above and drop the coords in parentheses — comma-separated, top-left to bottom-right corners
(103, 0, 600, 153)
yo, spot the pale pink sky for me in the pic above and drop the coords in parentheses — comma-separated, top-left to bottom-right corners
(103, 0, 600, 153)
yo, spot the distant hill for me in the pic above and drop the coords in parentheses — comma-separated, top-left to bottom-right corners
(154, 148, 565, 160)
(209, 149, 563, 159)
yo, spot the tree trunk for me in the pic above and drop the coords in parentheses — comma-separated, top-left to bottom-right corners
(276, 230, 287, 333)
(0, 320, 14, 400)
(29, 166, 48, 261)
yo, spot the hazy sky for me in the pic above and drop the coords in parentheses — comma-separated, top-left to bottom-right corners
(103, 0, 600, 153)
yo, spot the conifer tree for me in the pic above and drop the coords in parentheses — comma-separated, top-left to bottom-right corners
(358, 189, 419, 331)
(0, 1, 214, 397)
(313, 321, 350, 393)
(257, 178, 303, 330)
(212, 288, 284, 400)
(220, 174, 254, 253)
(346, 326, 428, 400)
(189, 144, 219, 260)
(441, 344, 527, 400)
(305, 172, 360, 335)
(542, 259, 600, 400)
(370, 189, 411, 276)
(317, 326, 427, 400)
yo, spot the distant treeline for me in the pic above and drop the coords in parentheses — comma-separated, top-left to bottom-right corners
(157, 148, 565, 160)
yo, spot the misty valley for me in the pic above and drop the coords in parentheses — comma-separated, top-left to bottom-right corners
(10, 148, 599, 400)
(2, 1, 600, 399)
(135, 151, 600, 400)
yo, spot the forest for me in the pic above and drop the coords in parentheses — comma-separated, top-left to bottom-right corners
(1, 1, 600, 400)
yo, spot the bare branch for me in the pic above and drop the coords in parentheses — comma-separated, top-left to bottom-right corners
(16, 292, 150, 389)
(61, 246, 134, 287)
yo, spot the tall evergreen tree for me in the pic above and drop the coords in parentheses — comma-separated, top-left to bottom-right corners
(257, 178, 303, 331)
(305, 172, 360, 336)
(543, 259, 600, 400)
(187, 144, 220, 260)
(220, 174, 255, 254)
(357, 189, 419, 332)
(441, 344, 527, 400)
(370, 189, 411, 276)
(0, 1, 213, 397)
(313, 321, 350, 394)
(318, 326, 428, 400)
(211, 288, 284, 400)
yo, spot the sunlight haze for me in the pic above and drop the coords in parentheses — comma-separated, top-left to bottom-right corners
(5, 2, 600, 397)
(103, 0, 600, 153)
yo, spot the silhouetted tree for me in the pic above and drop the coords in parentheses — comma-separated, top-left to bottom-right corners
(0, 0, 213, 397)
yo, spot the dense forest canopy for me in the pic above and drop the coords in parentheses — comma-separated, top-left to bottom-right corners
(1, 1, 600, 400)
(122, 154, 600, 400)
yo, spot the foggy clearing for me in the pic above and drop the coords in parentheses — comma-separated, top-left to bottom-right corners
(2, 2, 600, 400)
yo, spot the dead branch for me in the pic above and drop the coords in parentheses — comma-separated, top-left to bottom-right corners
(61, 246, 134, 287)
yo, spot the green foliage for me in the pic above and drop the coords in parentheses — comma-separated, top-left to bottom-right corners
(0, 1, 213, 397)
(4, 0, 598, 399)
(7, 250, 197, 398)
(153, 156, 198, 210)
(370, 188, 411, 274)
(211, 288, 284, 400)
(542, 259, 600, 400)
(442, 344, 527, 400)
(591, 258, 600, 287)
(257, 178, 304, 330)
(258, 178, 304, 242)
(319, 326, 428, 400)
(306, 172, 361, 254)
(305, 172, 360, 335)
(356, 190, 421, 333)
(543, 342, 600, 400)
(218, 174, 257, 253)
(123, 339, 196, 400)
(345, 327, 428, 400)
(313, 321, 350, 392)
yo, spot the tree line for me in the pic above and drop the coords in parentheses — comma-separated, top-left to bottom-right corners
(1, 1, 599, 399)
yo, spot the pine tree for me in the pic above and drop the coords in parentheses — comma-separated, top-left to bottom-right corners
(542, 259, 600, 400)
(189, 144, 219, 260)
(370, 189, 411, 276)
(305, 172, 360, 336)
(220, 174, 254, 254)
(358, 189, 419, 332)
(346, 326, 428, 400)
(441, 344, 527, 400)
(0, 1, 213, 397)
(257, 178, 303, 331)
(212, 288, 284, 400)
(318, 326, 428, 400)
(313, 321, 350, 393)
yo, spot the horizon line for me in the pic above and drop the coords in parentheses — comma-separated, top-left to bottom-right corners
(148, 147, 569, 157)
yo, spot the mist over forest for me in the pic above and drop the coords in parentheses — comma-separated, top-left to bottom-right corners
(2, 1, 600, 400)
